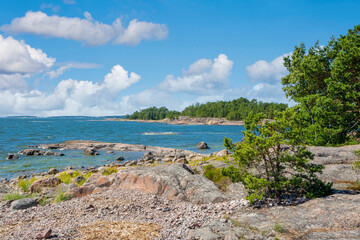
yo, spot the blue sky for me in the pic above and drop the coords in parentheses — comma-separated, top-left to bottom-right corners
(0, 0, 359, 116)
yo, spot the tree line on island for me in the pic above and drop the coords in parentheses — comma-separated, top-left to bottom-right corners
(125, 98, 288, 121)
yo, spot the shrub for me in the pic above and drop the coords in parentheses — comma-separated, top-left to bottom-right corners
(223, 109, 333, 204)
(18, 178, 38, 192)
(102, 167, 118, 176)
(58, 172, 72, 184)
(203, 164, 232, 190)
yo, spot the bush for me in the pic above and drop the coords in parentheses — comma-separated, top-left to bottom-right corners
(18, 178, 38, 192)
(203, 164, 232, 190)
(223, 109, 333, 204)
(102, 167, 118, 176)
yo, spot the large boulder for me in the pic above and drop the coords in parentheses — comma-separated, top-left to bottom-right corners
(196, 141, 209, 150)
(69, 164, 227, 204)
(30, 177, 62, 193)
(11, 198, 37, 210)
(111, 163, 227, 204)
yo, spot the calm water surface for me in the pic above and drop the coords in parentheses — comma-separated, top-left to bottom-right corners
(0, 117, 245, 179)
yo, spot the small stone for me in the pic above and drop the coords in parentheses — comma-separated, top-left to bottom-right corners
(73, 175, 86, 184)
(6, 154, 19, 160)
(116, 156, 125, 161)
(161, 207, 171, 212)
(35, 228, 52, 239)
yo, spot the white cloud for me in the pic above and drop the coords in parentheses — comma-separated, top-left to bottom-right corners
(113, 19, 168, 45)
(0, 65, 140, 116)
(0, 73, 28, 90)
(1, 11, 168, 46)
(159, 54, 233, 94)
(246, 53, 290, 82)
(46, 62, 100, 79)
(103, 65, 140, 94)
(0, 34, 55, 74)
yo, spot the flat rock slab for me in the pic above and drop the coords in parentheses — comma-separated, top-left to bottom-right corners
(231, 193, 360, 239)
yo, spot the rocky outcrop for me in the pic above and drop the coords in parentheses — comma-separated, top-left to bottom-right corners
(18, 149, 64, 156)
(69, 164, 227, 204)
(307, 145, 360, 189)
(37, 140, 200, 158)
(227, 193, 360, 239)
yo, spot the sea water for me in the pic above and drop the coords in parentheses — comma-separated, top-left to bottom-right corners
(0, 117, 245, 179)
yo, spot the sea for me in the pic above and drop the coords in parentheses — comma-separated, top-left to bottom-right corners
(0, 117, 245, 179)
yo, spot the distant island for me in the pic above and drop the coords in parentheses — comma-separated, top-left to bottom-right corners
(115, 97, 287, 124)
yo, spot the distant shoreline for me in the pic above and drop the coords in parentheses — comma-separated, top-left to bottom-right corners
(104, 116, 246, 126)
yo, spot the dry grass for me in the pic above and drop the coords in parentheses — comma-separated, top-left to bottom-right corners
(78, 221, 161, 240)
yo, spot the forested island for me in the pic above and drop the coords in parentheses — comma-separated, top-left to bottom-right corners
(125, 97, 288, 121)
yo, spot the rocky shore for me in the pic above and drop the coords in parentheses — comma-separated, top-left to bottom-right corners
(105, 116, 246, 126)
(1, 141, 360, 239)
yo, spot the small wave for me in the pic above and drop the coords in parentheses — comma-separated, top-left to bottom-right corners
(142, 132, 178, 135)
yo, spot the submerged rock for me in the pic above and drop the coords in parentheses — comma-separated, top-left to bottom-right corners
(83, 148, 99, 156)
(116, 156, 124, 161)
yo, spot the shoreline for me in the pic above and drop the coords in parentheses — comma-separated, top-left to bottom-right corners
(105, 116, 246, 126)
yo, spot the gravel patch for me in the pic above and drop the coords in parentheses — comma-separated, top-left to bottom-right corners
(0, 188, 247, 239)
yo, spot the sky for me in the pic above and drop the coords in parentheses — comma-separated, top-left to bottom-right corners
(0, 0, 359, 117)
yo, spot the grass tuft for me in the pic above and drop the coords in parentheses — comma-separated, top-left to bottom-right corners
(18, 178, 38, 192)
(102, 166, 118, 176)
(4, 193, 38, 201)
(54, 190, 71, 203)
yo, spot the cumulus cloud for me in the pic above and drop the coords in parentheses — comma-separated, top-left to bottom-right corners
(0, 73, 28, 90)
(46, 62, 101, 79)
(1, 11, 168, 46)
(0, 65, 140, 116)
(159, 54, 233, 94)
(246, 53, 290, 82)
(113, 19, 168, 46)
(0, 34, 55, 74)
